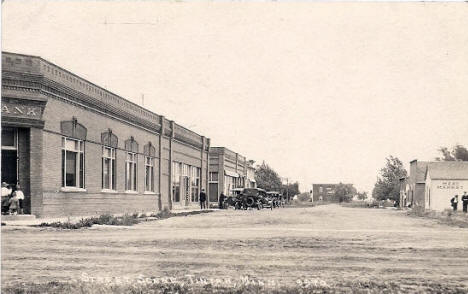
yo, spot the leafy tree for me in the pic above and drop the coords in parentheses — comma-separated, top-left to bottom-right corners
(356, 191, 368, 200)
(372, 156, 407, 201)
(296, 192, 311, 202)
(334, 183, 356, 202)
(436, 145, 468, 161)
(254, 162, 282, 191)
(281, 182, 300, 197)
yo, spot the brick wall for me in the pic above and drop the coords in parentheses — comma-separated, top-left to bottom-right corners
(42, 192, 157, 217)
(3, 52, 210, 217)
(36, 95, 213, 217)
(30, 127, 43, 216)
(17, 128, 31, 213)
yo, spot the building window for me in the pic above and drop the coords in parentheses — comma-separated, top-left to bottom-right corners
(125, 152, 137, 191)
(102, 146, 116, 190)
(224, 176, 235, 195)
(191, 167, 201, 202)
(145, 156, 154, 192)
(172, 161, 181, 202)
(1, 128, 17, 150)
(62, 137, 85, 188)
(209, 172, 218, 182)
(319, 186, 323, 193)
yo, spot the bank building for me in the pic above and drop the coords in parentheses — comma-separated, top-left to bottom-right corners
(1, 52, 210, 217)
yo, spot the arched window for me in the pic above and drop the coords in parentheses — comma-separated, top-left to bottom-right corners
(61, 117, 86, 189)
(124, 137, 139, 191)
(101, 129, 118, 190)
(144, 142, 156, 192)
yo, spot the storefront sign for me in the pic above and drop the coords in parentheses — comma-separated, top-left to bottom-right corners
(1, 102, 42, 119)
(436, 181, 464, 190)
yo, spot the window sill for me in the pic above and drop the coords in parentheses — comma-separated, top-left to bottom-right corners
(125, 190, 138, 194)
(60, 187, 87, 193)
(144, 191, 157, 195)
(101, 189, 118, 194)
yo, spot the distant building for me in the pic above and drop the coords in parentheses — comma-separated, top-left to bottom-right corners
(246, 165, 256, 188)
(407, 159, 468, 211)
(407, 160, 430, 210)
(399, 177, 409, 208)
(423, 161, 468, 211)
(311, 183, 353, 202)
(208, 147, 247, 202)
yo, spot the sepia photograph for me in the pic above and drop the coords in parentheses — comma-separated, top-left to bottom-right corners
(1, 1, 468, 293)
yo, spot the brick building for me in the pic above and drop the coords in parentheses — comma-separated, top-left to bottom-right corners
(311, 184, 337, 202)
(208, 147, 247, 202)
(311, 183, 353, 202)
(1, 52, 210, 217)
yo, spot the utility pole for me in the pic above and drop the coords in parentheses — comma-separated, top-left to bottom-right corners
(286, 177, 289, 203)
(141, 94, 145, 107)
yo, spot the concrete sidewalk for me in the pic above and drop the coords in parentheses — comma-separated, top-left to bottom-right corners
(1, 208, 214, 226)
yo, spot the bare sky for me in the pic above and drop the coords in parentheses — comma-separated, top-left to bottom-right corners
(3, 1, 468, 193)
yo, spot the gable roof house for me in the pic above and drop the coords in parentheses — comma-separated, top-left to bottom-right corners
(424, 161, 468, 211)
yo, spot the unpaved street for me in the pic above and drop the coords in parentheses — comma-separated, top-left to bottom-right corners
(2, 205, 468, 291)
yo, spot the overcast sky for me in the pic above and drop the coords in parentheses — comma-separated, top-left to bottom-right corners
(3, 1, 468, 193)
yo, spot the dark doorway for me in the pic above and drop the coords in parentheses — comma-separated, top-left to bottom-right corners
(2, 127, 18, 187)
(1, 150, 17, 185)
(2, 127, 32, 214)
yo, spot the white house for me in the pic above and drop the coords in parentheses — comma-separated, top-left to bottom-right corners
(424, 162, 468, 211)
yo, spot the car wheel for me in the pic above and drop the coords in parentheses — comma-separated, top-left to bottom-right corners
(246, 197, 255, 207)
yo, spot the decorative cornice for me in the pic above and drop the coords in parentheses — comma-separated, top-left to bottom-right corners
(2, 52, 208, 150)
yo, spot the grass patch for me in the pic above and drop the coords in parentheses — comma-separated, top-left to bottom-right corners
(408, 208, 468, 228)
(35, 208, 213, 230)
(341, 200, 380, 208)
(2, 279, 467, 294)
(289, 200, 332, 208)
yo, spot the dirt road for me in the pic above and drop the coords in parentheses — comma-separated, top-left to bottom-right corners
(2, 205, 468, 291)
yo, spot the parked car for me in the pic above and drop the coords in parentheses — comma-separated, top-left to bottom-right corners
(258, 188, 273, 210)
(267, 191, 283, 208)
(223, 188, 244, 209)
(234, 188, 266, 210)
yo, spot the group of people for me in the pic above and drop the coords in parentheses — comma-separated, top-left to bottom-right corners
(450, 191, 468, 213)
(197, 189, 227, 210)
(1, 182, 25, 215)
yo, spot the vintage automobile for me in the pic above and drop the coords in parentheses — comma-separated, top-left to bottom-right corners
(266, 191, 283, 208)
(222, 188, 244, 209)
(231, 188, 273, 210)
(259, 188, 273, 210)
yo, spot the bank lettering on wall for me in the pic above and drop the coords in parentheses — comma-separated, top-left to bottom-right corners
(1, 102, 42, 119)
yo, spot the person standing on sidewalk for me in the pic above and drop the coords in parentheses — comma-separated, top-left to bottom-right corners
(13, 184, 25, 214)
(1, 182, 12, 214)
(450, 195, 459, 211)
(219, 193, 226, 209)
(199, 189, 206, 210)
(8, 191, 19, 215)
(461, 192, 468, 213)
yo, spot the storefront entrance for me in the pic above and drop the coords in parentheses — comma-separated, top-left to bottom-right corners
(1, 127, 32, 214)
(1, 128, 18, 187)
